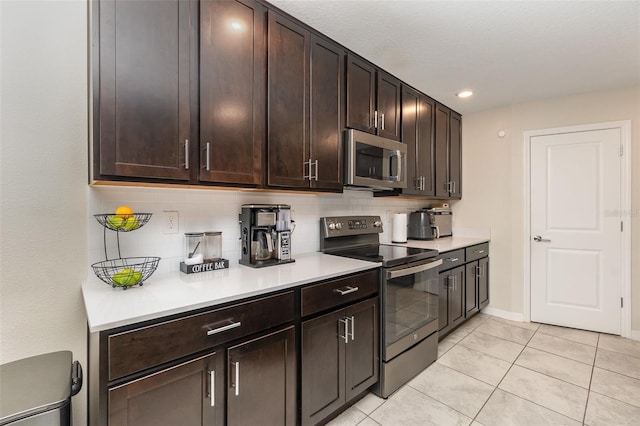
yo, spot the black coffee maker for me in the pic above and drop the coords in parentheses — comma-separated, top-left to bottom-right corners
(239, 204, 294, 268)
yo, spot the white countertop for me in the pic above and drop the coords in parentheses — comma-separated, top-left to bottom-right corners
(391, 236, 490, 252)
(82, 252, 380, 333)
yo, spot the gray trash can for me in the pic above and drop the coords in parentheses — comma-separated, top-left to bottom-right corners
(0, 351, 82, 426)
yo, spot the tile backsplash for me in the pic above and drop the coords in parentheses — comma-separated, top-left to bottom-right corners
(87, 185, 443, 275)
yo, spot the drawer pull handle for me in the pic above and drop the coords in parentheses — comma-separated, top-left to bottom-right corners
(447, 257, 459, 262)
(334, 286, 359, 296)
(475, 250, 485, 254)
(206, 321, 241, 336)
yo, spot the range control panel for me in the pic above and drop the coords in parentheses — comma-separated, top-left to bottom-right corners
(320, 216, 383, 238)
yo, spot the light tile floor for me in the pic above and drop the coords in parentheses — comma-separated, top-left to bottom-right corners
(327, 314, 640, 426)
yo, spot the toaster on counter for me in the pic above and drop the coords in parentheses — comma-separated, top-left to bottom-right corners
(407, 208, 452, 240)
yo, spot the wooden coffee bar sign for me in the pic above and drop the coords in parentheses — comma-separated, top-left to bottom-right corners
(180, 259, 229, 274)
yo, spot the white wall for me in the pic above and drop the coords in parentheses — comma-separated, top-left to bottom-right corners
(456, 85, 640, 330)
(0, 1, 89, 424)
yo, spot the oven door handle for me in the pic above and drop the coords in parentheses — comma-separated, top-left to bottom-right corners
(386, 258, 443, 280)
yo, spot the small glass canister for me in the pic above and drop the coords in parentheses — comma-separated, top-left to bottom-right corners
(184, 232, 204, 263)
(203, 231, 222, 262)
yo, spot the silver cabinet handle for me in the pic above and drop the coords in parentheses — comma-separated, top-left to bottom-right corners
(421, 176, 426, 191)
(452, 180, 456, 194)
(533, 235, 551, 242)
(313, 160, 318, 181)
(334, 286, 359, 295)
(209, 369, 215, 407)
(304, 159, 311, 180)
(206, 321, 241, 336)
(339, 318, 349, 343)
(350, 315, 355, 341)
(233, 361, 240, 396)
(475, 249, 485, 254)
(447, 257, 458, 262)
(381, 113, 385, 130)
(203, 142, 210, 171)
(184, 139, 190, 169)
(374, 110, 378, 129)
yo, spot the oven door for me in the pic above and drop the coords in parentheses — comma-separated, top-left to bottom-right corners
(382, 258, 442, 361)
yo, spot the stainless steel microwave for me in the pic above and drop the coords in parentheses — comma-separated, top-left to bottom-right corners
(344, 129, 407, 190)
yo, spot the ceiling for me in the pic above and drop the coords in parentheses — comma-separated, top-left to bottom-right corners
(269, 0, 640, 114)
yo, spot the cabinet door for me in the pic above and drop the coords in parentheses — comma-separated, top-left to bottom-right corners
(402, 87, 434, 195)
(301, 310, 345, 425)
(345, 298, 379, 401)
(438, 272, 449, 332)
(417, 96, 435, 195)
(377, 71, 401, 141)
(478, 257, 490, 309)
(449, 111, 462, 199)
(108, 352, 222, 426)
(310, 34, 345, 191)
(346, 55, 376, 133)
(449, 266, 466, 329)
(199, 0, 265, 185)
(227, 326, 296, 426)
(401, 87, 420, 193)
(97, 0, 192, 181)
(434, 103, 449, 197)
(465, 262, 479, 317)
(267, 11, 310, 188)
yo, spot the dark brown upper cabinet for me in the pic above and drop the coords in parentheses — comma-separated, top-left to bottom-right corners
(267, 10, 344, 191)
(402, 86, 435, 196)
(199, 0, 265, 186)
(346, 55, 401, 141)
(434, 103, 462, 199)
(94, 0, 195, 181)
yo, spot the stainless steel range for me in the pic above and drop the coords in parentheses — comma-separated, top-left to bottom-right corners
(320, 215, 442, 398)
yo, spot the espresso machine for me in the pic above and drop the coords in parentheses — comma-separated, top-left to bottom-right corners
(239, 204, 294, 268)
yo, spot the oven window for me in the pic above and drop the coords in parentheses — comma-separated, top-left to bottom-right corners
(385, 270, 439, 347)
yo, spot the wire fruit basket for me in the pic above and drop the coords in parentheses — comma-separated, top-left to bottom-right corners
(92, 212, 160, 289)
(92, 257, 161, 289)
(94, 213, 152, 232)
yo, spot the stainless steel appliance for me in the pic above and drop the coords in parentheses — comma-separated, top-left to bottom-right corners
(239, 204, 293, 268)
(344, 129, 407, 190)
(0, 351, 82, 426)
(408, 207, 452, 240)
(320, 216, 441, 398)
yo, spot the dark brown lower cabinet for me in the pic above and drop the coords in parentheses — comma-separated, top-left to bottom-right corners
(227, 326, 296, 425)
(108, 352, 223, 426)
(478, 257, 490, 309)
(438, 266, 465, 335)
(465, 262, 479, 317)
(301, 297, 379, 425)
(108, 325, 295, 426)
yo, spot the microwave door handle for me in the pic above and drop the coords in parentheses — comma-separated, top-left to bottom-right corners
(389, 150, 402, 182)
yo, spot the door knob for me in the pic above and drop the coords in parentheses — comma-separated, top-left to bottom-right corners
(533, 235, 551, 242)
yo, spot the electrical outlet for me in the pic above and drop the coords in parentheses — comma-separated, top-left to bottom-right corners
(163, 211, 179, 234)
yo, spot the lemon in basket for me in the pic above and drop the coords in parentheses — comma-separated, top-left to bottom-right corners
(116, 205, 134, 219)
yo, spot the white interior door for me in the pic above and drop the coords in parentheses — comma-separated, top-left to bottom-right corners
(530, 128, 622, 334)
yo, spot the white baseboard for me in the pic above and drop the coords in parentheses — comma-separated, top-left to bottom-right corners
(483, 307, 640, 341)
(481, 306, 525, 323)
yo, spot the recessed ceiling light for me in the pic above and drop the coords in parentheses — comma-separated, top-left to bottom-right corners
(456, 90, 473, 98)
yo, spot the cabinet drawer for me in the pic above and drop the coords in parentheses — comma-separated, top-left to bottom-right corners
(439, 249, 465, 270)
(108, 291, 294, 381)
(301, 269, 379, 317)
(466, 243, 489, 262)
